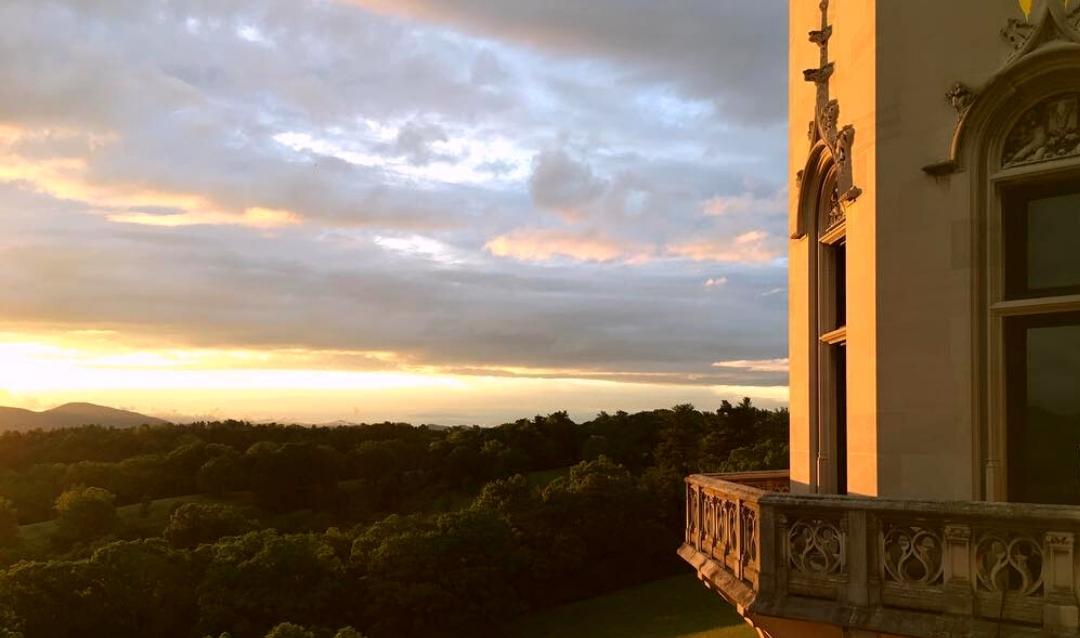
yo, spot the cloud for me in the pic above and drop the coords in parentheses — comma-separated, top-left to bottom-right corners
(703, 187, 787, 217)
(528, 149, 605, 220)
(704, 277, 728, 288)
(373, 234, 469, 266)
(391, 120, 452, 165)
(0, 0, 791, 409)
(347, 0, 788, 124)
(485, 228, 651, 263)
(712, 358, 789, 374)
(668, 230, 782, 264)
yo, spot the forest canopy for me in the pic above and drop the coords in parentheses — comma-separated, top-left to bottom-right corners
(0, 400, 787, 638)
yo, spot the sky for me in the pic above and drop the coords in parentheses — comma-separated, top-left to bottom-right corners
(0, 0, 790, 425)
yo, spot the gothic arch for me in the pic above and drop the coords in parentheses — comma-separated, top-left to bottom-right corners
(925, 0, 1080, 501)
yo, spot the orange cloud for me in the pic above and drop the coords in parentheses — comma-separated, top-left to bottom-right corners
(702, 188, 786, 217)
(107, 206, 299, 229)
(667, 230, 780, 264)
(485, 228, 652, 263)
(712, 358, 789, 373)
(0, 126, 300, 229)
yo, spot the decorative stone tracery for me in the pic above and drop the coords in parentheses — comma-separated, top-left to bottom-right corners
(881, 524, 945, 586)
(787, 517, 845, 576)
(741, 506, 758, 566)
(975, 531, 1045, 597)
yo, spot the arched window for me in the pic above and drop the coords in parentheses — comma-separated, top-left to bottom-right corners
(798, 149, 849, 495)
(939, 2, 1080, 502)
(995, 94, 1080, 504)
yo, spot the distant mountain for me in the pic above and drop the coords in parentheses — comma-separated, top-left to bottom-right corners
(0, 402, 170, 432)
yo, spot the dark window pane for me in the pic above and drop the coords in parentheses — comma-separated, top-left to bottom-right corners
(835, 345, 847, 496)
(834, 242, 846, 329)
(1004, 180, 1080, 299)
(1028, 193, 1080, 292)
(1007, 313, 1080, 504)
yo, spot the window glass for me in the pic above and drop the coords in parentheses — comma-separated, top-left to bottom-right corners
(834, 242, 846, 329)
(1008, 314, 1080, 504)
(1028, 193, 1080, 292)
(1005, 182, 1080, 299)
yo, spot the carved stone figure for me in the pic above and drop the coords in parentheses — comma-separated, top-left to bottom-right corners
(945, 82, 976, 118)
(1002, 93, 1080, 167)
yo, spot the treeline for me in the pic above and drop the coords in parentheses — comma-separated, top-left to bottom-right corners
(0, 400, 787, 638)
(0, 401, 785, 525)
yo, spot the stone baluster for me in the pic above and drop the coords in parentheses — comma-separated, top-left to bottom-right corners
(693, 485, 703, 552)
(757, 504, 779, 599)
(842, 511, 868, 606)
(1043, 531, 1078, 632)
(943, 523, 974, 616)
(735, 498, 744, 581)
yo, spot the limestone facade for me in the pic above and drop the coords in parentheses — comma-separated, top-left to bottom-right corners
(685, 1, 1080, 635)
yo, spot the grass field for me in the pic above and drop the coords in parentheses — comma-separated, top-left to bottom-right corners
(510, 574, 757, 638)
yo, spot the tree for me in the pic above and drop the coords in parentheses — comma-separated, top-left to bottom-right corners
(0, 560, 100, 637)
(83, 539, 198, 637)
(54, 486, 117, 542)
(0, 497, 19, 547)
(197, 450, 247, 496)
(246, 443, 341, 510)
(265, 623, 314, 638)
(352, 509, 524, 637)
(163, 503, 255, 548)
(195, 531, 351, 637)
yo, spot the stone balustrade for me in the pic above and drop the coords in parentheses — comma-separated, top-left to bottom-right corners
(680, 471, 1080, 637)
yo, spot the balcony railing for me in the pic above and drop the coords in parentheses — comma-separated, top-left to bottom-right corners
(680, 471, 1080, 637)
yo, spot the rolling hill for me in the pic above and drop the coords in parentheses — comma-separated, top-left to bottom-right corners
(0, 402, 170, 432)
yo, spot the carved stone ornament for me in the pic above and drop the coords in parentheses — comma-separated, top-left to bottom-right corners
(975, 531, 1044, 597)
(882, 524, 945, 586)
(945, 82, 977, 119)
(1002, 92, 1080, 167)
(926, 0, 1080, 175)
(787, 517, 845, 576)
(1001, 0, 1080, 61)
(802, 0, 861, 230)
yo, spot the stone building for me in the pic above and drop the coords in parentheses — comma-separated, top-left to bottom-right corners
(680, 0, 1080, 635)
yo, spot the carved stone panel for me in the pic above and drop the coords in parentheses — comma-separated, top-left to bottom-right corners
(1002, 93, 1080, 168)
(788, 517, 846, 576)
(974, 531, 1044, 597)
(882, 524, 945, 587)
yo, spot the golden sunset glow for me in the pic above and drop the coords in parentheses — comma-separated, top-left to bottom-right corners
(0, 330, 787, 423)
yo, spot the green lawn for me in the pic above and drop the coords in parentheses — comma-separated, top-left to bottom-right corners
(510, 574, 757, 638)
